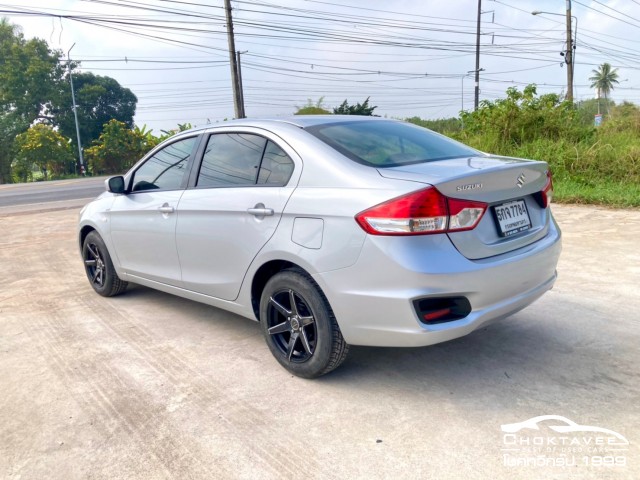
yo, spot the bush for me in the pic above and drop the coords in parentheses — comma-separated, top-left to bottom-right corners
(405, 116, 461, 134)
(85, 120, 158, 175)
(419, 85, 640, 206)
(13, 124, 73, 181)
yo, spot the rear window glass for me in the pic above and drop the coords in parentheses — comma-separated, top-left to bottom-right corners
(198, 133, 266, 187)
(258, 141, 294, 185)
(306, 120, 478, 167)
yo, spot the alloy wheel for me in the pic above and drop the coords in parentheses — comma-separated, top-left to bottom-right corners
(266, 288, 317, 363)
(84, 242, 105, 288)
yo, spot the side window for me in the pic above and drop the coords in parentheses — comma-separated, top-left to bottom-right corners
(257, 141, 294, 185)
(197, 134, 266, 187)
(131, 136, 196, 192)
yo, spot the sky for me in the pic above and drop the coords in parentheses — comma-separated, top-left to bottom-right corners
(1, 0, 639, 133)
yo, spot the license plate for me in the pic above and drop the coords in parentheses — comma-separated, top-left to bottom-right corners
(493, 200, 531, 237)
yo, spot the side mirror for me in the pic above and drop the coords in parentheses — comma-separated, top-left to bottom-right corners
(106, 176, 126, 194)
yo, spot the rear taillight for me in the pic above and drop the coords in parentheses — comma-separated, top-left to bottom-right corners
(541, 170, 554, 208)
(355, 186, 487, 236)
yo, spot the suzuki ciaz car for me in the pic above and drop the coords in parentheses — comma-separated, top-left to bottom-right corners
(79, 116, 561, 378)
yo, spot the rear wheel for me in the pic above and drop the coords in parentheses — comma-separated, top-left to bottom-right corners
(260, 269, 349, 378)
(82, 231, 128, 297)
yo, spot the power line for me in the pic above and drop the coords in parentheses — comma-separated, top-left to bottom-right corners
(573, 0, 640, 30)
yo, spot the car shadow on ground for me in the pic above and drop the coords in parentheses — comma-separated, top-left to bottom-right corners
(109, 285, 614, 401)
(317, 294, 632, 409)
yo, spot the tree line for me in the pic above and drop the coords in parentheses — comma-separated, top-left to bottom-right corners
(0, 19, 137, 183)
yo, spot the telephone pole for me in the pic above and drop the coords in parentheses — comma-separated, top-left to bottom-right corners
(224, 0, 243, 118)
(565, 0, 574, 102)
(67, 43, 85, 175)
(532, 6, 577, 103)
(474, 0, 482, 110)
(236, 50, 247, 118)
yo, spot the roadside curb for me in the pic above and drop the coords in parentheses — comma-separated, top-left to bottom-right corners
(0, 198, 91, 217)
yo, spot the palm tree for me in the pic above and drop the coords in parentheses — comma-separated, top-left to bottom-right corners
(589, 63, 619, 116)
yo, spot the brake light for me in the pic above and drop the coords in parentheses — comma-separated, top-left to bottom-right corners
(355, 186, 487, 236)
(541, 170, 554, 208)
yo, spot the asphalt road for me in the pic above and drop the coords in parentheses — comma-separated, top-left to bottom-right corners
(0, 203, 638, 479)
(0, 177, 106, 208)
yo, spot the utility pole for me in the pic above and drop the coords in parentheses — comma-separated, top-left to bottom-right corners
(565, 0, 574, 102)
(224, 0, 243, 118)
(67, 43, 85, 175)
(474, 0, 482, 110)
(236, 50, 247, 118)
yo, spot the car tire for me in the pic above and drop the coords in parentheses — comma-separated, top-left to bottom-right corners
(260, 269, 349, 378)
(82, 231, 128, 297)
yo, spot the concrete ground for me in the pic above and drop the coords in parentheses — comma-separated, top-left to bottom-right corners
(0, 203, 638, 479)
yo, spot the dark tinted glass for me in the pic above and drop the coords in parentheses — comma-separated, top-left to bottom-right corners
(257, 141, 294, 185)
(198, 134, 267, 187)
(131, 136, 196, 192)
(307, 120, 478, 167)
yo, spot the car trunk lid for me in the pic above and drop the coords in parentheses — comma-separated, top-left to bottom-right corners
(378, 155, 552, 259)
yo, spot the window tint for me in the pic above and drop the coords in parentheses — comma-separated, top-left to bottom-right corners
(198, 133, 266, 187)
(131, 136, 196, 192)
(257, 141, 294, 185)
(307, 120, 479, 168)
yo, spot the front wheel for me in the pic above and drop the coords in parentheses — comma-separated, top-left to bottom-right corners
(82, 231, 128, 297)
(260, 269, 349, 378)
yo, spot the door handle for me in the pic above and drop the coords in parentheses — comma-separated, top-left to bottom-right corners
(158, 204, 175, 214)
(247, 203, 274, 217)
(247, 207, 274, 216)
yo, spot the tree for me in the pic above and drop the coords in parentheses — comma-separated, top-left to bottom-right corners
(589, 63, 620, 116)
(0, 114, 29, 183)
(159, 122, 193, 139)
(0, 19, 67, 183)
(52, 72, 137, 152)
(333, 97, 377, 116)
(295, 97, 331, 115)
(0, 19, 139, 182)
(85, 120, 157, 175)
(13, 124, 73, 181)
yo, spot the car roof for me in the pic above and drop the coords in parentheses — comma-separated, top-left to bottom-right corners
(264, 115, 392, 128)
(177, 115, 395, 136)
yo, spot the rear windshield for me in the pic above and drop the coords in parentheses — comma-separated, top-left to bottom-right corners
(306, 120, 479, 168)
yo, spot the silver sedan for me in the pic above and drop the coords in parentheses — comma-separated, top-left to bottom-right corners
(78, 116, 561, 378)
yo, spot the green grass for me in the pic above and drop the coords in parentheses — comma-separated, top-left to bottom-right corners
(415, 89, 640, 209)
(447, 134, 640, 209)
(554, 177, 640, 208)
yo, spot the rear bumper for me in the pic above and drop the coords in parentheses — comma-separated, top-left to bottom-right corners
(313, 217, 561, 347)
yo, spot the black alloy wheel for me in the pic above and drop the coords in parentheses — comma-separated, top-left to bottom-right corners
(84, 241, 106, 289)
(266, 288, 318, 363)
(82, 231, 128, 297)
(260, 269, 349, 378)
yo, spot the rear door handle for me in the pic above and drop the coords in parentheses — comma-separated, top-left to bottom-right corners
(158, 204, 175, 214)
(247, 203, 274, 217)
(247, 208, 274, 216)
